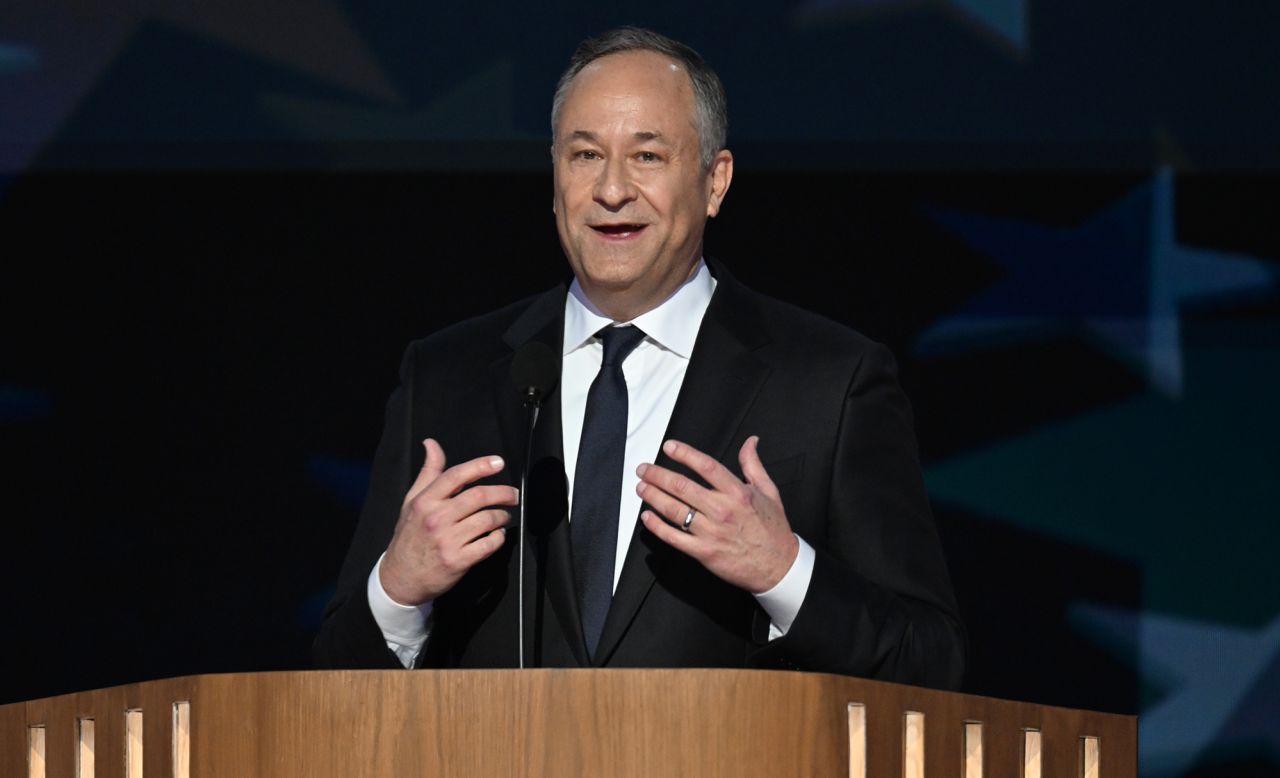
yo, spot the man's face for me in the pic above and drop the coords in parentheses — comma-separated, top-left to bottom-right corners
(552, 50, 732, 319)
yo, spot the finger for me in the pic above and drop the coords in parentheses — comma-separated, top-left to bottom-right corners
(442, 484, 520, 525)
(406, 438, 447, 503)
(661, 439, 744, 494)
(455, 527, 507, 568)
(423, 453, 506, 499)
(409, 482, 517, 537)
(459, 483, 521, 508)
(452, 507, 513, 545)
(738, 436, 780, 501)
(636, 480, 706, 532)
(637, 461, 716, 515)
(640, 509, 701, 556)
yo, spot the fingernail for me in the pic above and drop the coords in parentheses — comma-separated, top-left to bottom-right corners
(635, 482, 647, 496)
(663, 440, 676, 454)
(489, 456, 504, 469)
(636, 463, 648, 477)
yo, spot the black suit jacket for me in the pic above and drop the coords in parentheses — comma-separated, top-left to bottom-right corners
(314, 262, 965, 689)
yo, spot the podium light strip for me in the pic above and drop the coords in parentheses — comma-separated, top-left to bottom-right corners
(173, 702, 191, 778)
(77, 717, 95, 778)
(126, 709, 143, 778)
(964, 722, 983, 778)
(1081, 736, 1100, 778)
(1023, 729, 1042, 778)
(904, 712, 924, 778)
(847, 703, 866, 778)
(27, 725, 45, 778)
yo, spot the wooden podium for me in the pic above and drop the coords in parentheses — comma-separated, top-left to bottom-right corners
(2, 669, 1136, 777)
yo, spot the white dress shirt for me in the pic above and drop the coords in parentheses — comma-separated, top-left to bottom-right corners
(368, 260, 814, 667)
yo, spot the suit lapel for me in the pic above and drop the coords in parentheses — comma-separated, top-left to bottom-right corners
(594, 265, 771, 664)
(489, 284, 590, 667)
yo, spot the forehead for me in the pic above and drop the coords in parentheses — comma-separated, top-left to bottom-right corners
(557, 50, 696, 134)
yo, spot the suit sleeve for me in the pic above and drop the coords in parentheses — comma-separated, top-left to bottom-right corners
(313, 342, 421, 669)
(751, 343, 966, 689)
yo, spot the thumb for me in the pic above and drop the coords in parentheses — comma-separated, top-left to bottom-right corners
(407, 438, 447, 500)
(738, 436, 779, 500)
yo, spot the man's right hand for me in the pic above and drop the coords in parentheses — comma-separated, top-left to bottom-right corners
(379, 438, 518, 606)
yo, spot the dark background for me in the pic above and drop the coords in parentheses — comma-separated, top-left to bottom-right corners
(2, 3, 1278, 776)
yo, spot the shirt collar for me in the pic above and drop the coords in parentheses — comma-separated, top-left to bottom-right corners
(564, 259, 716, 359)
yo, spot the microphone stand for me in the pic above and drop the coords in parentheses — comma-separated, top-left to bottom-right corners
(510, 339, 555, 669)
(517, 388, 542, 669)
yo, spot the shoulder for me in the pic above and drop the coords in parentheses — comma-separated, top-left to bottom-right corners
(402, 285, 565, 365)
(717, 271, 892, 370)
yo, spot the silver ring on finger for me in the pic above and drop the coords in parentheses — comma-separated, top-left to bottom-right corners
(682, 507, 696, 532)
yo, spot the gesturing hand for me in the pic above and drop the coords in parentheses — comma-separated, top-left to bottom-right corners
(636, 436, 799, 594)
(379, 438, 518, 606)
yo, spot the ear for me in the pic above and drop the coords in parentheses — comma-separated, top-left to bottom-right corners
(705, 149, 734, 218)
(551, 144, 559, 215)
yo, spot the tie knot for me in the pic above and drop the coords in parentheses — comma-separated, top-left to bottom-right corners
(597, 325, 646, 366)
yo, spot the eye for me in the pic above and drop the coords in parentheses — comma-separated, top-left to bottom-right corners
(636, 151, 661, 163)
(573, 149, 600, 161)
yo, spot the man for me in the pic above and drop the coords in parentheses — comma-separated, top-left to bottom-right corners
(314, 27, 964, 689)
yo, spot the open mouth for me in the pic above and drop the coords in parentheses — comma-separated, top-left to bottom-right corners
(591, 224, 647, 238)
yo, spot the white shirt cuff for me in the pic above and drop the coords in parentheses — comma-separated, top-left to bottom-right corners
(753, 535, 815, 641)
(367, 552, 432, 667)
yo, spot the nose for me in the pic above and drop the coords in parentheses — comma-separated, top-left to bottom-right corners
(592, 157, 637, 211)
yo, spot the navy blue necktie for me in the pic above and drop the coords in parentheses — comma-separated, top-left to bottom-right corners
(571, 324, 646, 658)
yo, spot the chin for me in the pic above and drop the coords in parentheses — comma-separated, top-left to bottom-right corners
(577, 254, 651, 289)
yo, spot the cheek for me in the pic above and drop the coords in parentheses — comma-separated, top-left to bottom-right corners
(557, 181, 592, 216)
(669, 192, 706, 232)
(553, 168, 584, 205)
(649, 173, 706, 222)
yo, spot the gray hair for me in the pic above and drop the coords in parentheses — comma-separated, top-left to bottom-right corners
(551, 27, 728, 169)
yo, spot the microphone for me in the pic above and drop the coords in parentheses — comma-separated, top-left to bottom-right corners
(509, 341, 557, 668)
(511, 341, 558, 408)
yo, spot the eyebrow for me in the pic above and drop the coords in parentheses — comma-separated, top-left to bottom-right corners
(564, 130, 670, 144)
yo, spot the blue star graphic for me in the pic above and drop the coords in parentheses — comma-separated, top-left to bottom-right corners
(794, 0, 1028, 52)
(305, 455, 371, 511)
(299, 455, 370, 627)
(1071, 603, 1280, 776)
(925, 342, 1280, 623)
(916, 168, 1276, 397)
(260, 58, 531, 158)
(0, 44, 39, 74)
(949, 0, 1026, 49)
(0, 2, 397, 172)
(926, 333, 1280, 775)
(0, 386, 53, 423)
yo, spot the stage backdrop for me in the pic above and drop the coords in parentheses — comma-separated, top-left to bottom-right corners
(2, 4, 1278, 777)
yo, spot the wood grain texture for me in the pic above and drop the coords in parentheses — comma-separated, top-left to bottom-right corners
(124, 710, 142, 778)
(76, 717, 92, 778)
(0, 697, 29, 777)
(1024, 730, 1042, 778)
(31, 724, 47, 778)
(0, 670, 1138, 778)
(1082, 736, 1100, 778)
(964, 722, 983, 778)
(904, 711, 925, 778)
(848, 703, 866, 778)
(24, 690, 75, 778)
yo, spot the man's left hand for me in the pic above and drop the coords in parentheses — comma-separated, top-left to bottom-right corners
(636, 436, 799, 594)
